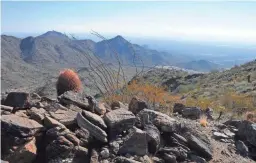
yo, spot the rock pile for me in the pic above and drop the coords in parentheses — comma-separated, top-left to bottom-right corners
(1, 91, 255, 163)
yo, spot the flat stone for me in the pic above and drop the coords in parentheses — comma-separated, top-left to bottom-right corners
(44, 116, 66, 129)
(49, 109, 77, 125)
(186, 134, 213, 160)
(1, 114, 44, 137)
(213, 132, 229, 139)
(119, 127, 148, 156)
(104, 108, 136, 138)
(58, 91, 90, 110)
(138, 109, 176, 132)
(114, 156, 141, 163)
(82, 110, 107, 130)
(77, 112, 108, 143)
(181, 107, 201, 119)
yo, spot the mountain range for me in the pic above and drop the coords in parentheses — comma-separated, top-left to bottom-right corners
(1, 30, 222, 92)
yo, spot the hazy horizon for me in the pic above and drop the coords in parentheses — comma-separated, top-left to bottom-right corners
(2, 1, 256, 44)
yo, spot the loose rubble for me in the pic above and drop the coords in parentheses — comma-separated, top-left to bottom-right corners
(1, 91, 256, 163)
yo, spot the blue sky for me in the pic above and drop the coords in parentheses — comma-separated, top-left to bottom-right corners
(2, 1, 256, 43)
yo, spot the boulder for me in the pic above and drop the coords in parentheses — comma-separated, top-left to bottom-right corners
(181, 107, 201, 119)
(188, 153, 207, 163)
(119, 127, 148, 156)
(138, 109, 176, 132)
(173, 103, 185, 114)
(237, 120, 256, 146)
(111, 101, 128, 110)
(4, 92, 30, 108)
(1, 114, 44, 137)
(82, 110, 107, 130)
(104, 108, 136, 138)
(77, 112, 108, 143)
(144, 124, 160, 154)
(4, 137, 37, 163)
(235, 140, 249, 157)
(186, 134, 213, 160)
(58, 91, 90, 110)
(129, 97, 148, 114)
(46, 136, 75, 161)
(163, 153, 177, 163)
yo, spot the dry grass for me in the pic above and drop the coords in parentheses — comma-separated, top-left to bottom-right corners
(103, 80, 182, 114)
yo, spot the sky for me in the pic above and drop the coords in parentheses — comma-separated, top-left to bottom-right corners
(2, 1, 256, 43)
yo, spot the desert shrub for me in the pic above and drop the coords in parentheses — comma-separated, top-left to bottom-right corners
(56, 69, 82, 96)
(104, 80, 182, 113)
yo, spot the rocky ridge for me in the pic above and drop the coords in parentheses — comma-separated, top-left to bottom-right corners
(1, 91, 256, 163)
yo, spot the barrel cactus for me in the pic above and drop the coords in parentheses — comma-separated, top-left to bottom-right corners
(56, 69, 82, 96)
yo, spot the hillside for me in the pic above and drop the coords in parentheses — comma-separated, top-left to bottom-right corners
(133, 60, 256, 97)
(176, 60, 221, 72)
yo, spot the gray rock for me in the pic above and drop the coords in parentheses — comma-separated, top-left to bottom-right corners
(129, 97, 148, 115)
(46, 127, 71, 142)
(0, 105, 13, 112)
(104, 108, 136, 138)
(160, 147, 188, 161)
(224, 120, 242, 128)
(46, 136, 75, 161)
(49, 109, 77, 126)
(74, 146, 88, 156)
(100, 148, 110, 159)
(163, 153, 177, 163)
(113, 156, 141, 163)
(82, 110, 107, 130)
(58, 91, 90, 110)
(111, 101, 128, 110)
(223, 129, 235, 138)
(172, 133, 188, 145)
(1, 114, 44, 137)
(186, 134, 213, 160)
(144, 124, 160, 154)
(173, 103, 185, 114)
(119, 127, 148, 156)
(65, 133, 80, 146)
(237, 120, 256, 146)
(3, 137, 37, 163)
(109, 140, 120, 154)
(213, 132, 229, 139)
(138, 109, 176, 132)
(235, 140, 249, 157)
(188, 153, 207, 163)
(4, 92, 30, 108)
(44, 116, 66, 129)
(151, 157, 164, 163)
(90, 149, 99, 163)
(181, 107, 201, 119)
(77, 112, 108, 143)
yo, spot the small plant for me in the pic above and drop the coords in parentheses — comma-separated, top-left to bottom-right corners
(56, 69, 82, 96)
(199, 115, 208, 127)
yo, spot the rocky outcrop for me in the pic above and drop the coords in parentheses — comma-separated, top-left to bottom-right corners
(1, 91, 255, 163)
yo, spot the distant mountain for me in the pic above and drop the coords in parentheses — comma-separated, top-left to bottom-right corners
(176, 60, 220, 72)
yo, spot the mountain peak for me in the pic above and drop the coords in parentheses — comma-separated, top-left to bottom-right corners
(111, 35, 127, 42)
(40, 30, 68, 38)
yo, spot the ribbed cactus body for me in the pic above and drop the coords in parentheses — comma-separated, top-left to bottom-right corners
(56, 69, 82, 96)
